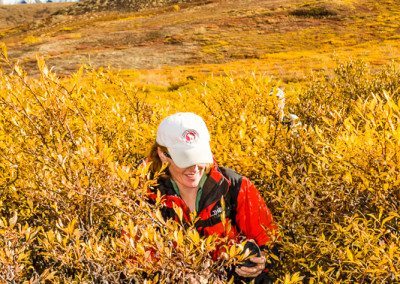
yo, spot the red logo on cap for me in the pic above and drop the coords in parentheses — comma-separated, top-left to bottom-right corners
(182, 129, 198, 144)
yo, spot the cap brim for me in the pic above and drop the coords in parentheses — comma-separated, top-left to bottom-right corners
(168, 143, 213, 168)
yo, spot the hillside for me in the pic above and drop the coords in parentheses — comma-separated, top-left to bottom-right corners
(0, 0, 399, 82)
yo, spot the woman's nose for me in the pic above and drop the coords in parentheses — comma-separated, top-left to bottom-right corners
(188, 164, 198, 170)
(185, 163, 206, 171)
(186, 164, 203, 172)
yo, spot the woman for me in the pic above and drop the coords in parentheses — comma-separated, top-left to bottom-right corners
(147, 112, 278, 283)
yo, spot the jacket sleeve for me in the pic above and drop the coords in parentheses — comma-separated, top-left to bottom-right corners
(234, 177, 278, 246)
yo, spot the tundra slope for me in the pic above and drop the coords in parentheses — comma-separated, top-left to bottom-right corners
(1, 0, 399, 79)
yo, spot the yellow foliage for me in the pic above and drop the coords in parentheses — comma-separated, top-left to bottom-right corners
(0, 48, 399, 282)
(23, 35, 42, 45)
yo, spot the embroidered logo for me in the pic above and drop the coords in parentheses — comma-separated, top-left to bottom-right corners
(211, 205, 231, 218)
(182, 129, 199, 144)
(211, 206, 223, 217)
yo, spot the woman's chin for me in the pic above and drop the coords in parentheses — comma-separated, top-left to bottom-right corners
(182, 178, 201, 188)
(186, 182, 200, 188)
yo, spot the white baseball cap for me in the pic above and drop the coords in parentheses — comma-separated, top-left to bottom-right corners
(156, 112, 214, 168)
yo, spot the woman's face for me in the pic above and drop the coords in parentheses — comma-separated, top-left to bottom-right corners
(157, 148, 206, 191)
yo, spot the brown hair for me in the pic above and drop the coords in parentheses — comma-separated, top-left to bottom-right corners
(148, 142, 168, 175)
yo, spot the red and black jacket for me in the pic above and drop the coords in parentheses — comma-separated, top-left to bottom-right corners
(149, 163, 277, 249)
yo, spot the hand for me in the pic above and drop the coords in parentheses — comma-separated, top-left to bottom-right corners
(235, 254, 266, 278)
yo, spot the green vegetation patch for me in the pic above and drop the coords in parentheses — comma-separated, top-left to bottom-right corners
(289, 4, 339, 19)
